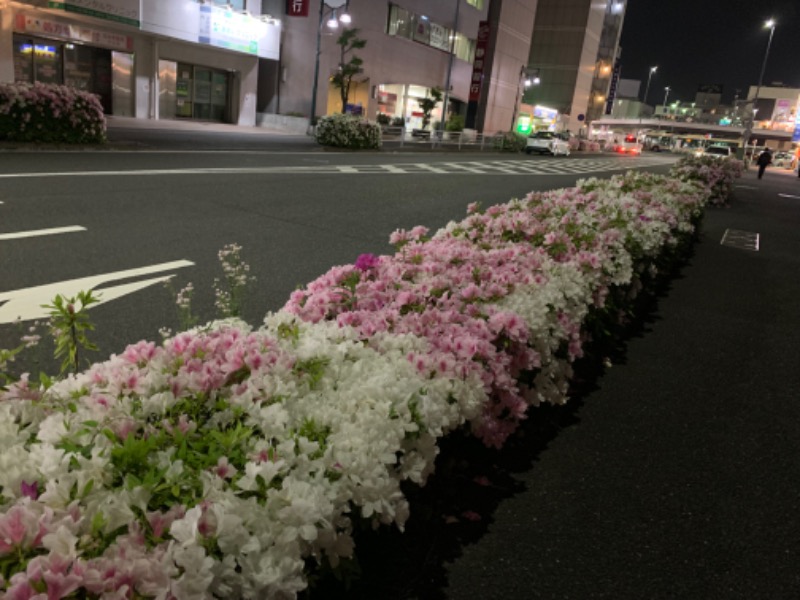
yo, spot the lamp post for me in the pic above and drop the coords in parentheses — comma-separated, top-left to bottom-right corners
(310, 0, 350, 133)
(439, 0, 461, 135)
(641, 66, 657, 117)
(741, 18, 776, 163)
(662, 86, 671, 113)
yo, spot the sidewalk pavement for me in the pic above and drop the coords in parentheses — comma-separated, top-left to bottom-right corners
(331, 167, 800, 599)
(105, 115, 305, 136)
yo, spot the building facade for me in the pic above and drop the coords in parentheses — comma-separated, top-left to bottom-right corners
(271, 0, 494, 131)
(0, 0, 281, 126)
(746, 85, 800, 134)
(1, 0, 628, 135)
(522, 0, 625, 133)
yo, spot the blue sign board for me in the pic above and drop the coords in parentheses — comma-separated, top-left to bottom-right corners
(794, 99, 800, 143)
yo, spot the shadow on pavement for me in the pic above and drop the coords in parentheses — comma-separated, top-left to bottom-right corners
(304, 241, 692, 600)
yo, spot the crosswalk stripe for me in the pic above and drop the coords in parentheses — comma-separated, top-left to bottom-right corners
(0, 157, 676, 179)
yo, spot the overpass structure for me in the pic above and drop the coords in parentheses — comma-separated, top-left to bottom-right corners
(589, 117, 794, 146)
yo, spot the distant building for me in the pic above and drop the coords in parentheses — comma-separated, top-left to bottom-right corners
(695, 84, 723, 110)
(610, 98, 644, 118)
(616, 78, 641, 100)
(746, 85, 800, 133)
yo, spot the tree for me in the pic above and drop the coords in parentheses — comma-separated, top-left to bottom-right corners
(419, 87, 443, 130)
(331, 28, 367, 114)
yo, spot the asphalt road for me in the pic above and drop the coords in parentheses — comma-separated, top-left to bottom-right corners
(0, 141, 674, 371)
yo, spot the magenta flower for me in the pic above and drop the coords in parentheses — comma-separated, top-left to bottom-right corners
(20, 481, 38, 500)
(354, 253, 380, 271)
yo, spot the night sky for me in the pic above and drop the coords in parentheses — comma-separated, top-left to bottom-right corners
(619, 0, 799, 105)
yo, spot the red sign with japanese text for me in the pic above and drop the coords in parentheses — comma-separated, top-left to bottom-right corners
(287, 0, 310, 17)
(469, 21, 491, 102)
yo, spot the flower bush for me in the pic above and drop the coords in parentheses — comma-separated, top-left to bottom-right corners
(493, 131, 527, 152)
(670, 154, 744, 206)
(0, 82, 106, 144)
(0, 160, 740, 598)
(315, 113, 381, 149)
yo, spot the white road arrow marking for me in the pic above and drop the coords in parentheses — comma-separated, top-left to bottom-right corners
(0, 260, 194, 323)
(0, 226, 86, 241)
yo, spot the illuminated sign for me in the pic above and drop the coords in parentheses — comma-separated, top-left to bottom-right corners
(533, 105, 558, 121)
(468, 21, 490, 102)
(15, 13, 133, 51)
(516, 115, 532, 135)
(287, 0, 309, 17)
(793, 98, 800, 143)
(200, 5, 262, 55)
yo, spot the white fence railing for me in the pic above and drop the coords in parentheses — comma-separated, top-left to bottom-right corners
(379, 127, 511, 151)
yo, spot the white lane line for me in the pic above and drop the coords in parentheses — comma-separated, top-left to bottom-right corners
(0, 259, 194, 323)
(0, 168, 282, 179)
(778, 194, 800, 199)
(0, 225, 86, 241)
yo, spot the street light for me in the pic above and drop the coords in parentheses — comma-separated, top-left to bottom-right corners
(641, 66, 657, 116)
(310, 0, 351, 132)
(662, 86, 671, 112)
(439, 0, 461, 135)
(741, 18, 776, 163)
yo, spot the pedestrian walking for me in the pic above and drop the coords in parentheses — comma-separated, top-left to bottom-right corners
(756, 148, 772, 179)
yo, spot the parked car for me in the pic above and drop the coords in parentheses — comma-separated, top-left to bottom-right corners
(525, 131, 571, 156)
(772, 151, 797, 169)
(701, 145, 733, 159)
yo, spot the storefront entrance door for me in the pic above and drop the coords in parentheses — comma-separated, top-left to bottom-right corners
(165, 62, 230, 122)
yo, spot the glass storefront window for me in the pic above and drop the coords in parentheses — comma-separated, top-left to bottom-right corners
(13, 36, 63, 85)
(13, 37, 34, 83)
(176, 63, 194, 118)
(193, 67, 212, 120)
(453, 33, 475, 62)
(411, 15, 430, 45)
(386, 4, 475, 62)
(168, 62, 229, 122)
(33, 43, 62, 84)
(64, 44, 94, 91)
(211, 71, 228, 121)
(388, 5, 412, 39)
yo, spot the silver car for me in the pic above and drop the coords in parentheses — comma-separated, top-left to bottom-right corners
(773, 152, 796, 169)
(702, 146, 732, 159)
(525, 131, 571, 156)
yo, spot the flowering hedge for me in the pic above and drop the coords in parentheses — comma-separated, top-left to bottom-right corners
(670, 154, 743, 206)
(0, 83, 106, 144)
(0, 157, 739, 598)
(315, 113, 381, 149)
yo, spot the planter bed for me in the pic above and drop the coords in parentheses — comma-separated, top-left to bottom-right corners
(0, 156, 742, 599)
